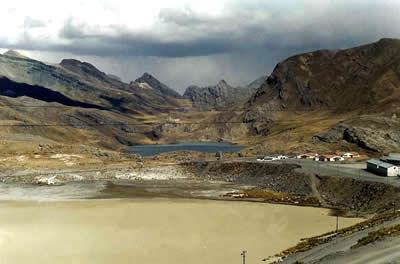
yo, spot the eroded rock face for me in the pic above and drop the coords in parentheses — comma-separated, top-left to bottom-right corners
(312, 124, 349, 144)
(313, 117, 400, 152)
(183, 80, 256, 110)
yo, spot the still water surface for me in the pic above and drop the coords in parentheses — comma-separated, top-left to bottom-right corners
(130, 142, 245, 156)
(0, 199, 361, 264)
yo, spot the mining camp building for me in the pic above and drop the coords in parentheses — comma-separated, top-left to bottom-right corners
(367, 159, 400, 177)
(381, 156, 400, 166)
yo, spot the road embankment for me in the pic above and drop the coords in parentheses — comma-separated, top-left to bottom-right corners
(181, 161, 400, 216)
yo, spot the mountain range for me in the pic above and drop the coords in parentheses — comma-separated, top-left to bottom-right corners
(155, 38, 400, 154)
(1, 38, 400, 154)
(0, 52, 187, 151)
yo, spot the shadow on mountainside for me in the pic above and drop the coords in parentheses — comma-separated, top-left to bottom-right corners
(0, 77, 105, 110)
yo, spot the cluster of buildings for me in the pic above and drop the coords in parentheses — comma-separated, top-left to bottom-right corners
(257, 152, 361, 162)
(257, 155, 289, 161)
(257, 151, 400, 178)
(296, 152, 360, 162)
(367, 156, 400, 177)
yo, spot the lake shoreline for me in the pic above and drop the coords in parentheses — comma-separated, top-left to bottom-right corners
(129, 142, 246, 156)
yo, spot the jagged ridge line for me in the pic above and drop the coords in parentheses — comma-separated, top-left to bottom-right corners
(0, 105, 363, 111)
(0, 120, 317, 127)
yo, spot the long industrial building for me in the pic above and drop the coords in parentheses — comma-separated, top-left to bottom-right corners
(367, 159, 400, 177)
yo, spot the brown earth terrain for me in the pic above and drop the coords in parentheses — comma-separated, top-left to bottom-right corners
(1, 39, 400, 264)
(2, 39, 400, 156)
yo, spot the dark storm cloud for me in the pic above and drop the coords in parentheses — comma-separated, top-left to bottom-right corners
(58, 19, 234, 57)
(3, 1, 400, 59)
(56, 1, 400, 58)
(3, 1, 400, 93)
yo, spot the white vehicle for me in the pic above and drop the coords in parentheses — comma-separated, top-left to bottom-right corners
(257, 156, 278, 162)
(277, 155, 288, 160)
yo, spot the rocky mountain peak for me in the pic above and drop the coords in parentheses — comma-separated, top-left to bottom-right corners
(217, 80, 228, 87)
(134, 73, 182, 99)
(3, 49, 30, 59)
(61, 59, 102, 72)
(60, 59, 107, 79)
(60, 59, 109, 82)
(141, 72, 153, 79)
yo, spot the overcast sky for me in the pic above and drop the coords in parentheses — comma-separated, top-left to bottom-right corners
(0, 0, 399, 93)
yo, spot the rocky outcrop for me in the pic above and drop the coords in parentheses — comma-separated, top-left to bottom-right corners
(183, 80, 256, 110)
(313, 117, 400, 152)
(134, 73, 182, 99)
(183, 161, 312, 196)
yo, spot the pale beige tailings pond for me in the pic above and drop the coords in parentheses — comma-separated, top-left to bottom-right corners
(0, 199, 361, 264)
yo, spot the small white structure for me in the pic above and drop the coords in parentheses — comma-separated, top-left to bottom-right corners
(315, 155, 344, 162)
(264, 156, 278, 161)
(367, 159, 400, 177)
(297, 153, 318, 159)
(257, 156, 278, 162)
(257, 155, 289, 162)
(337, 152, 360, 158)
(333, 156, 345, 161)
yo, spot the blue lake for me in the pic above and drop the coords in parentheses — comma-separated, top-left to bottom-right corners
(130, 142, 245, 156)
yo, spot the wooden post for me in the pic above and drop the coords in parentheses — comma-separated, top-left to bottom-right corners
(241, 250, 247, 264)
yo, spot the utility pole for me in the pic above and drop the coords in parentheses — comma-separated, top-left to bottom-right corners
(241, 250, 247, 264)
(336, 215, 339, 239)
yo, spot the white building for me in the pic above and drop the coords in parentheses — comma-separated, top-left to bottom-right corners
(297, 153, 318, 159)
(315, 155, 344, 162)
(337, 152, 360, 158)
(367, 159, 400, 177)
(257, 156, 278, 162)
(381, 156, 400, 166)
